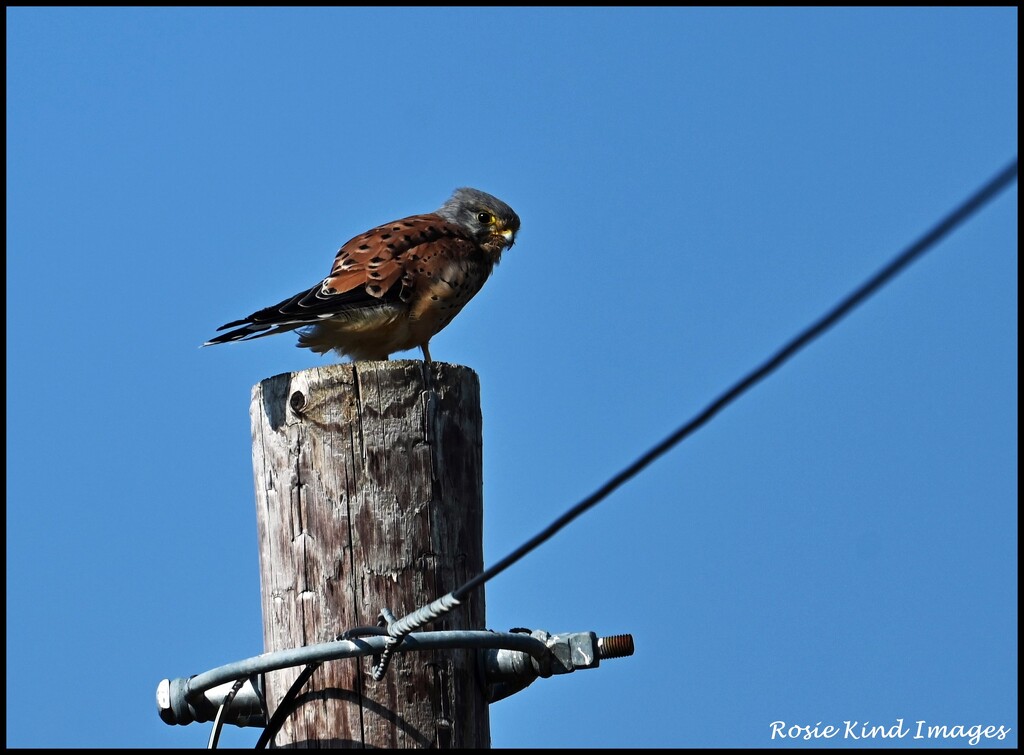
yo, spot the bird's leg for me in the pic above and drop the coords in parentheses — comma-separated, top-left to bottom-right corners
(421, 342, 433, 363)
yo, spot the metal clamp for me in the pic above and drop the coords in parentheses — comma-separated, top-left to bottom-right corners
(485, 629, 634, 702)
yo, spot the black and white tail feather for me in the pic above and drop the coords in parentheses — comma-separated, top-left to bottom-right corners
(203, 279, 401, 347)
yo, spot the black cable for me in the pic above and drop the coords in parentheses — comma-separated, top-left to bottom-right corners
(254, 665, 319, 749)
(253, 627, 389, 748)
(453, 157, 1017, 601)
(208, 677, 247, 749)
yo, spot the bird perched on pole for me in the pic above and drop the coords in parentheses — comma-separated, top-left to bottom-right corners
(204, 187, 520, 363)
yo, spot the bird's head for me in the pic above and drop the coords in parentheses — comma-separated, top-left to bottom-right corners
(438, 187, 521, 253)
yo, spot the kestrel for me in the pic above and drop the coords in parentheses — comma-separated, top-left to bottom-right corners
(204, 188, 520, 362)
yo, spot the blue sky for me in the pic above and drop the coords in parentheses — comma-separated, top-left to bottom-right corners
(6, 7, 1017, 748)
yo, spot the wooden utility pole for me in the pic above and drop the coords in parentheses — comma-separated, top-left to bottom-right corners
(249, 361, 489, 748)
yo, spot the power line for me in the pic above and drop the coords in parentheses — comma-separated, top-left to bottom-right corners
(451, 158, 1018, 600)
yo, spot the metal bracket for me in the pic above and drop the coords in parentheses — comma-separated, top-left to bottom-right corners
(158, 627, 634, 727)
(157, 676, 266, 727)
(484, 629, 634, 703)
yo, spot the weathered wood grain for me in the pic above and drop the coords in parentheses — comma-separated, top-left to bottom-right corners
(250, 361, 488, 748)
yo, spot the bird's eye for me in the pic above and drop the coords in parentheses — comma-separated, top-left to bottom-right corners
(477, 212, 493, 224)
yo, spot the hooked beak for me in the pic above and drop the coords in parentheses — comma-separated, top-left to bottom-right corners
(499, 228, 516, 248)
